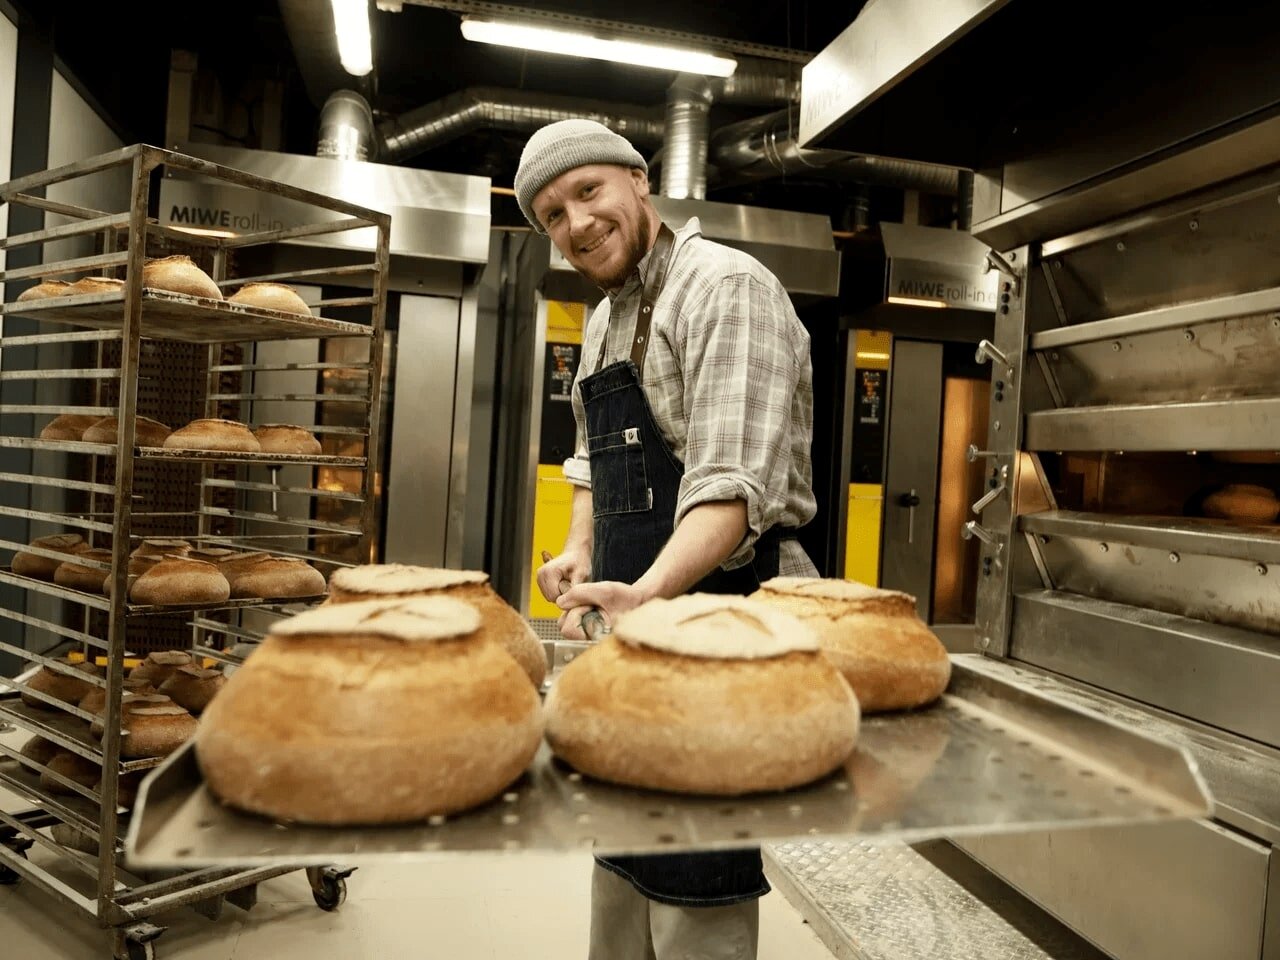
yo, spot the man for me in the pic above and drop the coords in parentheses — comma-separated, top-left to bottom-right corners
(519, 118, 819, 960)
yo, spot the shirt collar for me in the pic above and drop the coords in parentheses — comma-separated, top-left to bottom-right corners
(606, 217, 702, 302)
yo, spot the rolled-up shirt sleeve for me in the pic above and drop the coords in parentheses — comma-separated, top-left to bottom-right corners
(673, 271, 806, 569)
(562, 368, 592, 488)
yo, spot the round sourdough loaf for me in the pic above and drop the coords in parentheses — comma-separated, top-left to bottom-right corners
(254, 424, 322, 455)
(82, 415, 171, 447)
(54, 548, 114, 593)
(1202, 483, 1280, 523)
(196, 596, 544, 824)
(128, 651, 192, 687)
(68, 276, 125, 296)
(163, 419, 261, 453)
(751, 577, 951, 713)
(50, 822, 100, 855)
(40, 749, 101, 795)
(544, 594, 860, 795)
(228, 282, 311, 316)
(142, 255, 223, 299)
(90, 694, 174, 739)
(158, 665, 226, 713)
(130, 557, 230, 605)
(39, 413, 102, 441)
(131, 539, 192, 559)
(118, 703, 199, 758)
(16, 279, 72, 301)
(79, 676, 157, 716)
(13, 533, 90, 579)
(20, 658, 102, 709)
(19, 735, 61, 766)
(228, 556, 326, 599)
(327, 565, 547, 687)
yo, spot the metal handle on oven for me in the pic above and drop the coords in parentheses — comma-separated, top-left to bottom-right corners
(975, 339, 1010, 368)
(971, 464, 1009, 514)
(962, 521, 1001, 550)
(897, 489, 921, 545)
(967, 444, 997, 463)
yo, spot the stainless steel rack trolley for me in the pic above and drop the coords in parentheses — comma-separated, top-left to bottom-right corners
(0, 144, 388, 959)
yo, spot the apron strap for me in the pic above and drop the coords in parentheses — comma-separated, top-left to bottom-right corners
(593, 222, 677, 379)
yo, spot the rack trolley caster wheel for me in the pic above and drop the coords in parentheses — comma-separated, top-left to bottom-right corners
(307, 865, 356, 911)
(112, 922, 164, 960)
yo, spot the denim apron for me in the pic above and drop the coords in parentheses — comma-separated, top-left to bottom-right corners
(580, 223, 792, 906)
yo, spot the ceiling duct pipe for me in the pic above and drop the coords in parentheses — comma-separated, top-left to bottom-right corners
(317, 90, 379, 161)
(660, 74, 714, 200)
(709, 108, 961, 195)
(714, 56, 802, 105)
(377, 87, 664, 164)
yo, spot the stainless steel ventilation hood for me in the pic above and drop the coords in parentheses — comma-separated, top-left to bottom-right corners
(158, 142, 491, 293)
(540, 196, 841, 305)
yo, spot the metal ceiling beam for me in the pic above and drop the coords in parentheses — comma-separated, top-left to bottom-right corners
(391, 0, 815, 63)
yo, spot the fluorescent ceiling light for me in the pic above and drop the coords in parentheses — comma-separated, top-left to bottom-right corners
(887, 295, 947, 309)
(461, 18, 738, 77)
(332, 0, 374, 77)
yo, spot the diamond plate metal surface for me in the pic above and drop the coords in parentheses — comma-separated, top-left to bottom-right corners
(765, 839, 1110, 960)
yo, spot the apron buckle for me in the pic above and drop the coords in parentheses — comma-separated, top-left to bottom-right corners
(623, 427, 641, 445)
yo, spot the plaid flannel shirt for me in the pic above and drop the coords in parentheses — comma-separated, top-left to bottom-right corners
(563, 217, 818, 576)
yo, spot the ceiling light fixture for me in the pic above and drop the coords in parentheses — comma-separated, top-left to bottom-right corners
(332, 0, 374, 77)
(887, 296, 948, 309)
(460, 17, 738, 77)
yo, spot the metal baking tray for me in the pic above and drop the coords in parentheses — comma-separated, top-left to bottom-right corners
(124, 654, 1212, 868)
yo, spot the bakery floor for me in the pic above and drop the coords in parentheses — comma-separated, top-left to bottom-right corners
(0, 745, 835, 959)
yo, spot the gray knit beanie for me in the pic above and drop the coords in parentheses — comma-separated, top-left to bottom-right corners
(515, 119, 648, 233)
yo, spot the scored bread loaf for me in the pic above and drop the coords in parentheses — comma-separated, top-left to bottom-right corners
(545, 594, 860, 795)
(751, 577, 951, 713)
(128, 650, 195, 688)
(39, 413, 103, 441)
(16, 279, 72, 301)
(79, 676, 158, 716)
(228, 282, 311, 316)
(130, 557, 231, 605)
(254, 424, 322, 455)
(54, 548, 114, 593)
(197, 596, 544, 824)
(327, 565, 548, 687)
(67, 276, 125, 296)
(119, 704, 199, 758)
(90, 694, 173, 738)
(40, 750, 101, 795)
(1202, 483, 1280, 523)
(163, 419, 261, 453)
(20, 658, 102, 709)
(228, 556, 327, 600)
(142, 255, 223, 299)
(131, 539, 192, 559)
(13, 533, 90, 579)
(82, 415, 171, 446)
(158, 665, 226, 713)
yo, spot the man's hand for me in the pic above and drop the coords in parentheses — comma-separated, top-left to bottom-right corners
(555, 581, 650, 640)
(536, 546, 591, 604)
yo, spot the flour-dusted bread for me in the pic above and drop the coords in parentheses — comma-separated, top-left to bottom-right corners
(12, 533, 90, 580)
(16, 279, 72, 301)
(53, 548, 114, 593)
(545, 594, 860, 795)
(90, 694, 173, 738)
(158, 665, 226, 713)
(228, 282, 311, 316)
(127, 650, 195, 688)
(142, 255, 223, 299)
(39, 413, 103, 441)
(130, 557, 230, 605)
(118, 703, 199, 758)
(751, 578, 951, 713)
(130, 539, 192, 560)
(79, 676, 157, 716)
(68, 276, 125, 296)
(164, 419, 261, 453)
(228, 556, 327, 600)
(1202, 483, 1280, 523)
(197, 596, 544, 824)
(20, 658, 102, 709)
(254, 424, 322, 455)
(82, 415, 171, 446)
(328, 565, 548, 687)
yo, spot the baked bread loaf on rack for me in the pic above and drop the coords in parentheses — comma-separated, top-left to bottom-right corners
(327, 564, 548, 687)
(12, 533, 91, 579)
(197, 596, 544, 824)
(20, 658, 102, 709)
(39, 413, 102, 441)
(16, 279, 72, 301)
(131, 539, 192, 559)
(158, 665, 226, 713)
(228, 282, 311, 316)
(142, 255, 223, 299)
(545, 594, 860, 795)
(95, 770, 145, 810)
(1202, 483, 1280, 523)
(751, 577, 951, 713)
(228, 556, 327, 599)
(163, 419, 261, 453)
(19, 735, 61, 766)
(118, 703, 199, 758)
(79, 676, 157, 716)
(130, 557, 230, 605)
(40, 749, 101, 795)
(254, 424, 322, 455)
(67, 276, 125, 296)
(54, 548, 114, 593)
(82, 415, 171, 446)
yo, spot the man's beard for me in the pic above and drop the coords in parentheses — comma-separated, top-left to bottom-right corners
(588, 217, 652, 291)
